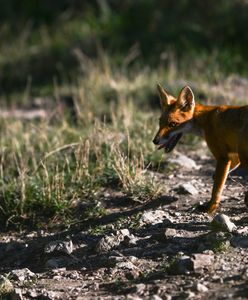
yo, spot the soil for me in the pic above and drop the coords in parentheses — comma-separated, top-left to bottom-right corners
(0, 148, 248, 300)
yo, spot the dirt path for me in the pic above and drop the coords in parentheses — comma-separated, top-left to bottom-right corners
(0, 152, 248, 299)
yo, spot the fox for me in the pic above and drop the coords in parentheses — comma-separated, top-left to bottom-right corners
(153, 84, 248, 214)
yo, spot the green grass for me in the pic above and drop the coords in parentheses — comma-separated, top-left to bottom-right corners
(1, 50, 247, 230)
(0, 62, 168, 229)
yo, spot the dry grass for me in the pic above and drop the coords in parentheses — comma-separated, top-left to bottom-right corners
(1, 51, 247, 229)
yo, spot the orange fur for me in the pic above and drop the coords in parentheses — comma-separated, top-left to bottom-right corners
(153, 84, 248, 214)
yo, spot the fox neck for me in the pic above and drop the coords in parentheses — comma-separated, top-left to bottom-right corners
(187, 104, 217, 136)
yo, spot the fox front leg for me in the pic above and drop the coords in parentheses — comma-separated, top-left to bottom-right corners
(206, 159, 231, 214)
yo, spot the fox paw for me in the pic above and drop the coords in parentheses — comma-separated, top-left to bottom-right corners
(195, 202, 217, 215)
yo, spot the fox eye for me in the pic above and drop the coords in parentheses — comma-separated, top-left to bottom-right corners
(168, 122, 178, 128)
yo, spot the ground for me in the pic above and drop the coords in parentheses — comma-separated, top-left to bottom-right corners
(1, 148, 247, 300)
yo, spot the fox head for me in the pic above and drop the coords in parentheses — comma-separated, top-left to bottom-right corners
(153, 84, 195, 152)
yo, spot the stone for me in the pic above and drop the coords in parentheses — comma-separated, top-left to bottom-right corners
(44, 290, 64, 299)
(134, 283, 146, 293)
(28, 290, 39, 298)
(195, 282, 209, 293)
(95, 229, 131, 253)
(150, 295, 163, 300)
(123, 234, 138, 246)
(170, 253, 214, 274)
(127, 295, 143, 300)
(191, 253, 214, 271)
(116, 261, 137, 270)
(170, 255, 192, 274)
(118, 229, 130, 236)
(139, 210, 172, 226)
(164, 228, 177, 239)
(168, 152, 200, 170)
(44, 238, 73, 256)
(176, 183, 198, 195)
(211, 214, 237, 233)
(11, 268, 36, 282)
(95, 235, 120, 253)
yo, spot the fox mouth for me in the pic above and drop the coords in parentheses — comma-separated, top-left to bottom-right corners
(158, 133, 183, 153)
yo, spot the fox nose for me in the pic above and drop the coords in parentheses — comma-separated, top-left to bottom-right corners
(153, 136, 160, 145)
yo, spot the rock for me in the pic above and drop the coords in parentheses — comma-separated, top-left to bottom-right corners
(134, 283, 146, 294)
(139, 210, 172, 226)
(191, 253, 214, 271)
(11, 268, 36, 282)
(236, 226, 248, 235)
(168, 152, 200, 170)
(150, 295, 163, 300)
(164, 228, 177, 239)
(170, 255, 192, 274)
(170, 253, 214, 274)
(176, 183, 198, 195)
(211, 214, 237, 233)
(117, 228, 130, 237)
(127, 295, 143, 300)
(44, 238, 73, 256)
(116, 261, 137, 270)
(0, 276, 14, 295)
(28, 290, 39, 298)
(43, 290, 64, 299)
(155, 228, 177, 242)
(95, 235, 119, 253)
(195, 282, 209, 293)
(95, 229, 131, 253)
(123, 234, 138, 246)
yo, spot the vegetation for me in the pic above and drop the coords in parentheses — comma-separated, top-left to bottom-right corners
(0, 1, 247, 229)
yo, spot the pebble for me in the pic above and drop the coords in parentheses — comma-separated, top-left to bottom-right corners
(139, 210, 172, 226)
(168, 152, 200, 170)
(211, 214, 237, 233)
(176, 182, 198, 195)
(11, 268, 36, 282)
(195, 282, 209, 293)
(44, 239, 73, 255)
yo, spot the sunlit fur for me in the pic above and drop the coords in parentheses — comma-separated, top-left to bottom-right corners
(153, 84, 248, 214)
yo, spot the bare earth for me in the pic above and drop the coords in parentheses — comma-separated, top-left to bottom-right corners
(0, 148, 248, 300)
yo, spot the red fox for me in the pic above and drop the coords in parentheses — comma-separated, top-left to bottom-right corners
(153, 84, 248, 214)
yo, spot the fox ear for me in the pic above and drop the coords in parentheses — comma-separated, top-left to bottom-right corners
(177, 86, 195, 111)
(157, 84, 173, 109)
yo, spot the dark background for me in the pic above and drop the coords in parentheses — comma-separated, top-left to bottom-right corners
(0, 0, 247, 96)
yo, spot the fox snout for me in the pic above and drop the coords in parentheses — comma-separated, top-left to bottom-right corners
(153, 136, 160, 145)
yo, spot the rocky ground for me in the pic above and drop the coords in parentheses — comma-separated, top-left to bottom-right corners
(0, 147, 248, 300)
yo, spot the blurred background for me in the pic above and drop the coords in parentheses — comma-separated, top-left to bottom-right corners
(1, 0, 248, 101)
